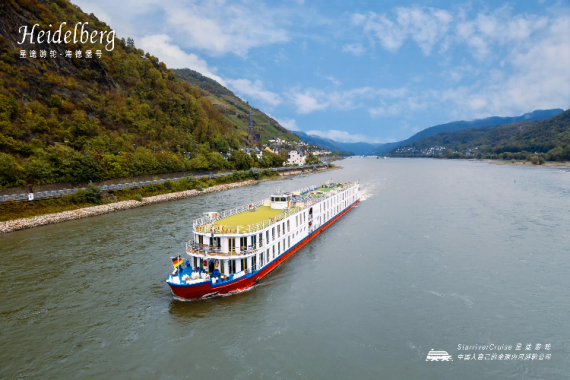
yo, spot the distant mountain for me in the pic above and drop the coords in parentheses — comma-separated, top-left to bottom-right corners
(370, 109, 564, 155)
(315, 138, 383, 156)
(173, 69, 299, 144)
(294, 131, 344, 152)
(293, 132, 382, 155)
(391, 108, 570, 161)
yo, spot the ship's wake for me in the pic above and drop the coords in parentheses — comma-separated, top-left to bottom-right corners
(359, 184, 376, 201)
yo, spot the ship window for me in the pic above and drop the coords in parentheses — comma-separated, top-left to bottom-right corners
(278, 242, 281, 255)
(277, 225, 280, 237)
(252, 235, 257, 248)
(272, 227, 275, 240)
(198, 235, 203, 245)
(252, 255, 256, 270)
(260, 254, 264, 267)
(271, 197, 275, 201)
(266, 230, 269, 242)
(259, 233, 263, 246)
(267, 249, 270, 261)
(229, 260, 235, 274)
(240, 236, 247, 249)
(228, 238, 236, 252)
(287, 220, 290, 232)
(288, 236, 290, 248)
(273, 245, 275, 257)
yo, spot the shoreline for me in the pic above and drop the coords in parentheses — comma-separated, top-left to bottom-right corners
(482, 159, 570, 169)
(0, 180, 256, 234)
(0, 166, 340, 234)
(388, 157, 570, 170)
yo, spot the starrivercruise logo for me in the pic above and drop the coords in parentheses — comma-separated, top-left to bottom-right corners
(425, 343, 552, 362)
(425, 349, 453, 361)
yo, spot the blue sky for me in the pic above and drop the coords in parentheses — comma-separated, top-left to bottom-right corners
(73, 0, 570, 143)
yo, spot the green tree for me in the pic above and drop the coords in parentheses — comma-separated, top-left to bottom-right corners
(305, 154, 319, 165)
(85, 183, 102, 204)
(229, 149, 253, 170)
(0, 153, 26, 188)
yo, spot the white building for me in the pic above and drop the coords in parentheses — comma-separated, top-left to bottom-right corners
(287, 150, 306, 165)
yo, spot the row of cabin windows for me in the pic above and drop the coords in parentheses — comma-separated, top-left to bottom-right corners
(193, 233, 296, 274)
(197, 235, 221, 247)
(197, 210, 314, 252)
(271, 196, 288, 202)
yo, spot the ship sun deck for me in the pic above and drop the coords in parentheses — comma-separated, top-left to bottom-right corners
(214, 206, 282, 228)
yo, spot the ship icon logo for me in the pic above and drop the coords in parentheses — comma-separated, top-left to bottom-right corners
(426, 349, 453, 361)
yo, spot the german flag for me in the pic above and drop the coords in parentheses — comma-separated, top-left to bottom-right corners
(172, 257, 183, 268)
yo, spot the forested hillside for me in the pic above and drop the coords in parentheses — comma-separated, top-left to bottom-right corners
(371, 109, 563, 155)
(390, 109, 570, 162)
(0, 0, 284, 189)
(173, 69, 300, 144)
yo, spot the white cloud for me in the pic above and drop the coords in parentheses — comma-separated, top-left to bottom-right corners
(225, 79, 281, 107)
(369, 94, 428, 118)
(306, 129, 382, 143)
(352, 6, 551, 59)
(323, 75, 341, 85)
(164, 0, 290, 56)
(353, 7, 452, 55)
(138, 34, 226, 85)
(289, 87, 407, 114)
(73, 2, 113, 26)
(366, 14, 570, 120)
(342, 43, 366, 55)
(75, 0, 291, 57)
(290, 89, 329, 114)
(456, 7, 549, 59)
(457, 14, 570, 115)
(275, 117, 300, 131)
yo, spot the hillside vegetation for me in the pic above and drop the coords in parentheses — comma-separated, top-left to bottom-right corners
(0, 0, 285, 189)
(390, 109, 570, 162)
(173, 69, 300, 144)
(372, 109, 563, 155)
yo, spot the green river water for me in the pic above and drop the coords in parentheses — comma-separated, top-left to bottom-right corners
(1, 158, 569, 379)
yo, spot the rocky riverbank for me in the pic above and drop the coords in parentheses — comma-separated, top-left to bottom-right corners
(0, 180, 258, 234)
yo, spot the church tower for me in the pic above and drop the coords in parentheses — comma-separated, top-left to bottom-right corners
(247, 109, 260, 145)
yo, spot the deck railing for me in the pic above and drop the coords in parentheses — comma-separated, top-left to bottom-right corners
(192, 182, 357, 235)
(186, 239, 267, 257)
(192, 198, 268, 230)
(194, 206, 303, 234)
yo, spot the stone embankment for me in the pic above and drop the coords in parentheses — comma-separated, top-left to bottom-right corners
(0, 180, 258, 234)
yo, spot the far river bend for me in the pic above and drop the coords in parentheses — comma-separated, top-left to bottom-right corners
(1, 158, 569, 379)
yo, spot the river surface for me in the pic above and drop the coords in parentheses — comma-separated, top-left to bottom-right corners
(1, 158, 569, 379)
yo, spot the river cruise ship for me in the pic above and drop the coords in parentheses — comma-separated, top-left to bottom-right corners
(166, 181, 361, 299)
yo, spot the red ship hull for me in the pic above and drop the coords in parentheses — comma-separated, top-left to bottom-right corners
(169, 199, 360, 300)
